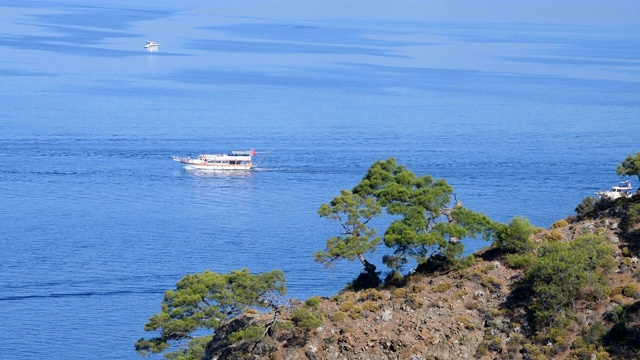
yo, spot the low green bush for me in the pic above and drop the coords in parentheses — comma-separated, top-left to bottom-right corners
(524, 234, 615, 329)
(433, 282, 453, 293)
(349, 306, 363, 319)
(228, 325, 265, 344)
(384, 270, 405, 287)
(505, 253, 536, 269)
(291, 308, 322, 329)
(546, 230, 563, 242)
(331, 311, 345, 322)
(362, 301, 379, 312)
(304, 296, 321, 310)
(551, 219, 569, 229)
(339, 300, 354, 312)
(273, 321, 295, 332)
(391, 288, 406, 299)
(622, 247, 630, 257)
(610, 294, 626, 304)
(481, 276, 502, 292)
(627, 203, 640, 225)
(454, 290, 467, 300)
(622, 283, 639, 297)
(575, 197, 597, 220)
(359, 288, 383, 301)
(494, 216, 535, 254)
(475, 345, 488, 357)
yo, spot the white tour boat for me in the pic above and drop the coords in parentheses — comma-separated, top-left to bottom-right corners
(596, 180, 633, 200)
(145, 41, 160, 49)
(173, 150, 256, 170)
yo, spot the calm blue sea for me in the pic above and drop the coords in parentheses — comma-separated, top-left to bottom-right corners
(1, 1, 639, 359)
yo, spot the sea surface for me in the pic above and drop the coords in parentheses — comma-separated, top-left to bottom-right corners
(1, 1, 639, 359)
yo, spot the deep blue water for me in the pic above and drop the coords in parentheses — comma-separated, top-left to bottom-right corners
(1, 1, 639, 359)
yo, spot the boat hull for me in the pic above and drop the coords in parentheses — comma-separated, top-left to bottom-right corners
(184, 163, 251, 171)
(596, 190, 630, 200)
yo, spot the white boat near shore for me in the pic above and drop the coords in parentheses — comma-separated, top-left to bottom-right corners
(596, 180, 633, 200)
(173, 150, 256, 170)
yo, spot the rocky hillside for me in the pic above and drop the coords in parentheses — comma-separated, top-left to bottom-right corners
(204, 196, 640, 360)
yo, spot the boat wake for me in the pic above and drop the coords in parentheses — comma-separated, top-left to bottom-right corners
(0, 288, 163, 301)
(250, 167, 292, 172)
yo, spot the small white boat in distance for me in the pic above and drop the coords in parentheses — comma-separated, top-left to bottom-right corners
(173, 150, 257, 171)
(596, 180, 632, 200)
(145, 41, 160, 49)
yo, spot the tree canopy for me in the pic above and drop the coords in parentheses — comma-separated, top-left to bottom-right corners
(135, 268, 286, 358)
(314, 189, 383, 287)
(317, 158, 498, 277)
(355, 158, 496, 270)
(616, 151, 640, 182)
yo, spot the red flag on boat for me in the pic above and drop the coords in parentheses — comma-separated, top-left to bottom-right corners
(251, 149, 257, 156)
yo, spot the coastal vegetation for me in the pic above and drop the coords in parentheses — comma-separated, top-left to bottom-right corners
(314, 189, 383, 287)
(137, 153, 640, 359)
(616, 151, 640, 182)
(316, 158, 497, 289)
(135, 269, 286, 358)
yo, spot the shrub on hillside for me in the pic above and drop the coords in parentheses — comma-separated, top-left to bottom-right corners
(551, 219, 569, 229)
(493, 216, 535, 254)
(304, 296, 321, 310)
(339, 300, 354, 312)
(362, 301, 379, 312)
(575, 197, 597, 220)
(291, 308, 322, 330)
(433, 282, 453, 293)
(331, 311, 345, 322)
(349, 306, 364, 319)
(481, 276, 502, 292)
(626, 203, 640, 226)
(546, 230, 563, 242)
(384, 270, 405, 287)
(622, 283, 640, 298)
(603, 301, 640, 357)
(523, 233, 615, 329)
(505, 253, 537, 269)
(228, 324, 266, 344)
(359, 288, 383, 301)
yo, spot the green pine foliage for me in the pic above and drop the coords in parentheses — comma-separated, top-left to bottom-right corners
(316, 158, 499, 283)
(523, 234, 615, 329)
(493, 216, 535, 254)
(627, 203, 640, 225)
(352, 158, 497, 272)
(135, 268, 286, 358)
(505, 252, 536, 269)
(575, 196, 598, 220)
(314, 189, 382, 271)
(304, 296, 321, 310)
(291, 308, 322, 330)
(616, 151, 640, 182)
(163, 335, 212, 360)
(228, 325, 266, 345)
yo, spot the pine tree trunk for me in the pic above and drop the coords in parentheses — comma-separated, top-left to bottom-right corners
(358, 253, 377, 275)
